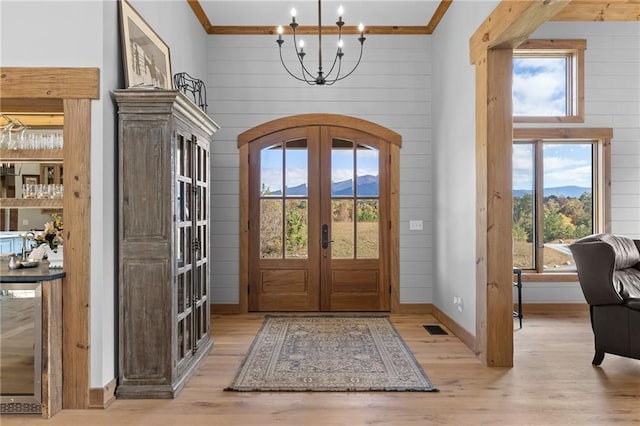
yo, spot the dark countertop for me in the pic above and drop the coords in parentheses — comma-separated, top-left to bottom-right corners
(0, 260, 65, 282)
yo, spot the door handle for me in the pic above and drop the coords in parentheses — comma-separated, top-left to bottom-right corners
(321, 224, 333, 249)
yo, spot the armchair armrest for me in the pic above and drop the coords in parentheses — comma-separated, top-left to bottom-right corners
(569, 241, 624, 306)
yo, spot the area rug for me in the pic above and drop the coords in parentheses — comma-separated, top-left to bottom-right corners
(225, 315, 438, 392)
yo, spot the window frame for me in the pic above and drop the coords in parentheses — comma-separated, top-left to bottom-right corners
(513, 39, 586, 123)
(513, 128, 612, 281)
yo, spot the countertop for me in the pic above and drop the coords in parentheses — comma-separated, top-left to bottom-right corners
(0, 260, 65, 282)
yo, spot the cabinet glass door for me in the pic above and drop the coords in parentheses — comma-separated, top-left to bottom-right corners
(192, 139, 209, 350)
(175, 132, 210, 370)
(176, 133, 194, 368)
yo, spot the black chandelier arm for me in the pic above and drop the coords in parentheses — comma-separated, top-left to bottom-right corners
(328, 40, 365, 83)
(320, 28, 344, 82)
(278, 44, 311, 83)
(290, 29, 318, 81)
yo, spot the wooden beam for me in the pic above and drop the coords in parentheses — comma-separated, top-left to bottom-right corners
(426, 0, 453, 34)
(552, 1, 640, 21)
(187, 0, 213, 32)
(469, 0, 571, 65)
(475, 48, 514, 367)
(209, 25, 431, 35)
(0, 67, 99, 99)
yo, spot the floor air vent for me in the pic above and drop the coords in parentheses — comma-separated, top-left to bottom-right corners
(423, 325, 448, 335)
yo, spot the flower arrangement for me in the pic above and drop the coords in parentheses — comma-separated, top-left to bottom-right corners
(34, 213, 64, 252)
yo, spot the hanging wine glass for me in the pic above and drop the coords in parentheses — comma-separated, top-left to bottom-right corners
(0, 114, 14, 149)
(8, 118, 26, 150)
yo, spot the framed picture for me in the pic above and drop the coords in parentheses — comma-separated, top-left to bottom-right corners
(119, 0, 172, 89)
(22, 174, 40, 185)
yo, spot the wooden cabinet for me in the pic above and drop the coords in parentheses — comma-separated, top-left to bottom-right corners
(114, 89, 219, 399)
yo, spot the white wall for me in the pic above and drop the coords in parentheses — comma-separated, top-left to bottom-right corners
(129, 0, 209, 83)
(1, 0, 210, 388)
(206, 34, 434, 305)
(518, 21, 640, 303)
(431, 1, 499, 335)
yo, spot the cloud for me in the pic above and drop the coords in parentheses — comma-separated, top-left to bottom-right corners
(513, 57, 567, 116)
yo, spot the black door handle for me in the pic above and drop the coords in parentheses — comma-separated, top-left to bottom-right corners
(322, 224, 330, 249)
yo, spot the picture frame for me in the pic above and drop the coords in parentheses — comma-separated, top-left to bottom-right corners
(22, 174, 40, 186)
(119, 0, 173, 89)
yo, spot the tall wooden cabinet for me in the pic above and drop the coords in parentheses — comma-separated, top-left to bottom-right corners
(114, 89, 219, 399)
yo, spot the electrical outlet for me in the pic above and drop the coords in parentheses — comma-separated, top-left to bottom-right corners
(409, 220, 423, 231)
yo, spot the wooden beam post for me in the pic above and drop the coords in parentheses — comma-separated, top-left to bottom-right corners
(474, 48, 514, 367)
(62, 98, 92, 407)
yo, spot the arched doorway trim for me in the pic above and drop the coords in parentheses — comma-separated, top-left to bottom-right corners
(238, 114, 402, 148)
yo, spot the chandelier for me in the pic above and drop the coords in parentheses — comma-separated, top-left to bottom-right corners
(276, 1, 366, 85)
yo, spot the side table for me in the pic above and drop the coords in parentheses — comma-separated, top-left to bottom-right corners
(513, 268, 523, 328)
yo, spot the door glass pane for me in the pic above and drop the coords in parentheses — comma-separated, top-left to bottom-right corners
(0, 284, 40, 398)
(285, 199, 308, 259)
(285, 139, 308, 197)
(261, 199, 283, 258)
(332, 199, 353, 259)
(357, 200, 379, 259)
(356, 144, 378, 197)
(261, 144, 282, 196)
(513, 143, 535, 269)
(332, 139, 354, 197)
(542, 143, 593, 271)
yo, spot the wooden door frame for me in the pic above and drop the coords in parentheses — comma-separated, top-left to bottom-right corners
(0, 67, 98, 407)
(238, 114, 402, 313)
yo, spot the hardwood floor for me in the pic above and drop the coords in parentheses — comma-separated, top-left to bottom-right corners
(2, 312, 639, 425)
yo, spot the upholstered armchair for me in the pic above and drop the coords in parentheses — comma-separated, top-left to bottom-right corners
(569, 234, 640, 365)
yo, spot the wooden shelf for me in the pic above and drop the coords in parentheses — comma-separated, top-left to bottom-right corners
(0, 198, 63, 208)
(0, 149, 63, 162)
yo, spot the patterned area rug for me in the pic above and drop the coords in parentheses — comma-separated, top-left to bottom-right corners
(225, 315, 438, 392)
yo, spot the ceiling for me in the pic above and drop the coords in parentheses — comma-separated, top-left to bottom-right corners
(193, 0, 451, 34)
(191, 0, 639, 35)
(199, 0, 443, 27)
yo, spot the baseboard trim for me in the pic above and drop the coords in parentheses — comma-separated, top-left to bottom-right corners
(522, 303, 589, 314)
(212, 303, 242, 314)
(89, 378, 116, 409)
(397, 303, 433, 314)
(212, 303, 433, 315)
(431, 305, 478, 354)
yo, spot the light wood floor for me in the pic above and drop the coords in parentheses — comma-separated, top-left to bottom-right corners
(2, 311, 639, 425)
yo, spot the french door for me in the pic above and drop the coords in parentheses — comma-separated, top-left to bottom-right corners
(248, 125, 390, 311)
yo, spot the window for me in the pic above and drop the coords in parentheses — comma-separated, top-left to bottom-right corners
(513, 39, 586, 123)
(512, 128, 611, 273)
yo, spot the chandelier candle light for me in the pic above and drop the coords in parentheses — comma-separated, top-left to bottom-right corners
(277, 0, 365, 85)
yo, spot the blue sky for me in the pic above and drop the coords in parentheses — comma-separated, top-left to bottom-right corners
(261, 143, 378, 194)
(513, 143, 593, 190)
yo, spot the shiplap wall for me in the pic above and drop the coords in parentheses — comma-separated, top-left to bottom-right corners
(518, 22, 640, 303)
(206, 35, 433, 305)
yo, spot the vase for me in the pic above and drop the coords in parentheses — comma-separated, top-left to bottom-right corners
(46, 245, 63, 269)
